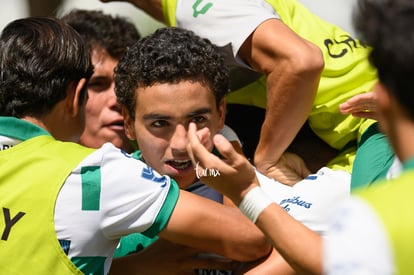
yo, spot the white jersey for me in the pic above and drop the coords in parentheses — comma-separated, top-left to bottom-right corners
(257, 167, 351, 235)
(176, 0, 278, 62)
(324, 198, 394, 274)
(53, 143, 178, 274)
(386, 156, 403, 180)
(220, 124, 242, 147)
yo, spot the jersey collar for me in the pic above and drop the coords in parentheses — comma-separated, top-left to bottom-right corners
(0, 116, 51, 141)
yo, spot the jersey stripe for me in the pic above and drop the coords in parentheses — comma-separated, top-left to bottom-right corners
(80, 166, 101, 211)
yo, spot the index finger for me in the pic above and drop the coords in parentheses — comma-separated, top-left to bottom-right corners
(187, 123, 220, 167)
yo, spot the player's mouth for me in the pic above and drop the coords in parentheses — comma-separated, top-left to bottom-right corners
(106, 120, 124, 131)
(166, 159, 193, 170)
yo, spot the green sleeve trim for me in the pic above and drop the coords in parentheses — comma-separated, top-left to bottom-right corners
(141, 179, 180, 238)
(0, 116, 50, 140)
(71, 256, 106, 275)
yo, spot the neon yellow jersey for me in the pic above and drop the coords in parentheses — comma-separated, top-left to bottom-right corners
(162, 0, 178, 26)
(161, 0, 378, 171)
(0, 135, 94, 274)
(263, 0, 377, 149)
(357, 160, 414, 274)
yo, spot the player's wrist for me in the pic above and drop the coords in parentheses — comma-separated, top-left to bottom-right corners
(238, 186, 273, 223)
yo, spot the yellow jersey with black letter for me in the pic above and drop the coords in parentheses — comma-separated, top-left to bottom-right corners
(0, 135, 93, 274)
(0, 116, 180, 274)
(161, 0, 379, 171)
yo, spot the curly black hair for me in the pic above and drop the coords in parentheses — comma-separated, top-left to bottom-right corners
(61, 9, 140, 60)
(115, 27, 230, 118)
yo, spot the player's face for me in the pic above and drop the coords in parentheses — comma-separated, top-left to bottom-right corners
(125, 80, 225, 189)
(374, 82, 394, 144)
(79, 47, 133, 152)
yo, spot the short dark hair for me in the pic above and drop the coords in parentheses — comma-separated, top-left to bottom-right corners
(61, 9, 140, 60)
(115, 27, 230, 119)
(354, 0, 414, 119)
(0, 17, 93, 117)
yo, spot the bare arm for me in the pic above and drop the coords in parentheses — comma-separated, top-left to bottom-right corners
(187, 123, 322, 274)
(158, 190, 271, 262)
(255, 204, 322, 274)
(236, 248, 296, 275)
(238, 19, 323, 182)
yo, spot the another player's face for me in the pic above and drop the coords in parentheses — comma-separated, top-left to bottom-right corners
(374, 82, 393, 141)
(79, 47, 133, 152)
(125, 81, 225, 189)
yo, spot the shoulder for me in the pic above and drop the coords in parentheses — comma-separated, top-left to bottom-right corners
(174, 0, 279, 52)
(74, 143, 160, 187)
(76, 143, 135, 167)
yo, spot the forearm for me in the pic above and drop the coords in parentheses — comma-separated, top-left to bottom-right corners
(238, 19, 323, 173)
(238, 248, 297, 275)
(219, 208, 272, 261)
(233, 187, 322, 274)
(254, 55, 322, 173)
(255, 203, 322, 275)
(159, 191, 271, 262)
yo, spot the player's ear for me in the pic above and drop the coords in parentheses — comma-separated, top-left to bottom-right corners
(376, 81, 392, 113)
(123, 106, 137, 140)
(67, 78, 87, 117)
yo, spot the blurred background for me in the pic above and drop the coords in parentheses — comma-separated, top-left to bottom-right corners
(0, 0, 163, 36)
(1, 0, 358, 37)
